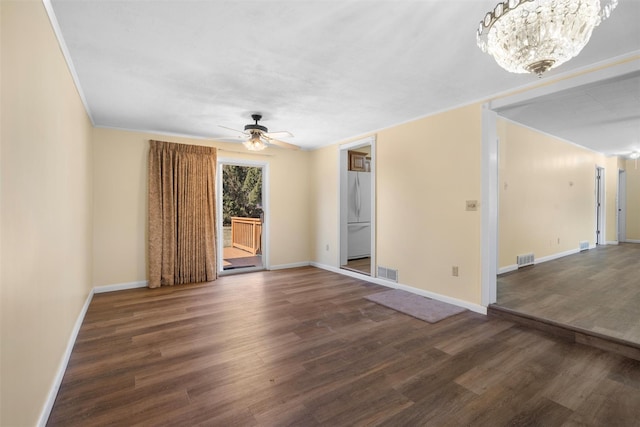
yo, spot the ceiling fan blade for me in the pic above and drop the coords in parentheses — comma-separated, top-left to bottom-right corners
(265, 137, 300, 150)
(264, 130, 294, 139)
(213, 137, 244, 143)
(219, 125, 248, 135)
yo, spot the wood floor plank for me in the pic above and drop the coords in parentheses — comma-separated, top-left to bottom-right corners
(504, 396, 573, 427)
(565, 378, 640, 425)
(379, 381, 476, 427)
(47, 266, 640, 426)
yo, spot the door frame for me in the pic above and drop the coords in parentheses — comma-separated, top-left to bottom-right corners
(595, 166, 605, 245)
(618, 168, 627, 243)
(339, 136, 376, 276)
(217, 158, 270, 275)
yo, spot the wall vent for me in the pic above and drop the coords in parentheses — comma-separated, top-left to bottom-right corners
(516, 253, 535, 268)
(579, 241, 589, 251)
(377, 266, 398, 282)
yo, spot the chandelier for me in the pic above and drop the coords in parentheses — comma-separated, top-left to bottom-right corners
(477, 0, 618, 77)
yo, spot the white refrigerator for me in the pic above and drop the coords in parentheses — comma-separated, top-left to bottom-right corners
(347, 171, 371, 259)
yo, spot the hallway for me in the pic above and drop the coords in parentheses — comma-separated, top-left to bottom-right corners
(495, 243, 640, 346)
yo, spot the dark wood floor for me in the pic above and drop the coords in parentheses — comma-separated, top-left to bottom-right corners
(48, 267, 640, 426)
(496, 243, 640, 346)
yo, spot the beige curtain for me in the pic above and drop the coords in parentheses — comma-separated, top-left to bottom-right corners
(148, 140, 217, 288)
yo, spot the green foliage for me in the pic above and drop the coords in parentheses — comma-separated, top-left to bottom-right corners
(222, 165, 262, 225)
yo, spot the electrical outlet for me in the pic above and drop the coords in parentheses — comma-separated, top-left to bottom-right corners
(452, 266, 459, 277)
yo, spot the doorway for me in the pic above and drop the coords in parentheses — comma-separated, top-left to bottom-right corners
(217, 160, 268, 274)
(481, 60, 636, 306)
(618, 169, 627, 243)
(340, 136, 376, 276)
(483, 62, 640, 352)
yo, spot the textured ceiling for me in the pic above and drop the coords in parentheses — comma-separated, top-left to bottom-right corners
(48, 0, 640, 153)
(497, 71, 640, 157)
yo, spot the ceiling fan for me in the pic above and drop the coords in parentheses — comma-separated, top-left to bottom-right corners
(219, 114, 299, 151)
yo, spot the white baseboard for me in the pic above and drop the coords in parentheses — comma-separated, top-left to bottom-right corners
(535, 248, 580, 264)
(94, 280, 147, 293)
(309, 261, 339, 273)
(310, 262, 382, 283)
(394, 283, 487, 315)
(310, 262, 487, 315)
(310, 261, 367, 278)
(498, 264, 518, 275)
(38, 279, 150, 424)
(499, 244, 600, 275)
(269, 261, 311, 270)
(606, 241, 619, 245)
(624, 239, 640, 244)
(37, 288, 94, 427)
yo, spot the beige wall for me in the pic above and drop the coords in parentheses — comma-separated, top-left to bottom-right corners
(92, 128, 311, 287)
(309, 144, 339, 265)
(310, 104, 484, 305)
(497, 119, 610, 268)
(1, 2, 94, 425)
(376, 104, 482, 304)
(625, 159, 640, 241)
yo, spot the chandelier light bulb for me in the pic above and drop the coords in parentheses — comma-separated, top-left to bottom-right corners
(243, 132, 266, 151)
(477, 0, 618, 77)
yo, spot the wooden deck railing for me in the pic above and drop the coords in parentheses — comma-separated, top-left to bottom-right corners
(231, 217, 262, 255)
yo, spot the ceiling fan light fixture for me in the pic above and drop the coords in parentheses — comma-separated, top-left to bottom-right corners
(477, 0, 618, 77)
(243, 132, 266, 151)
(221, 114, 298, 151)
